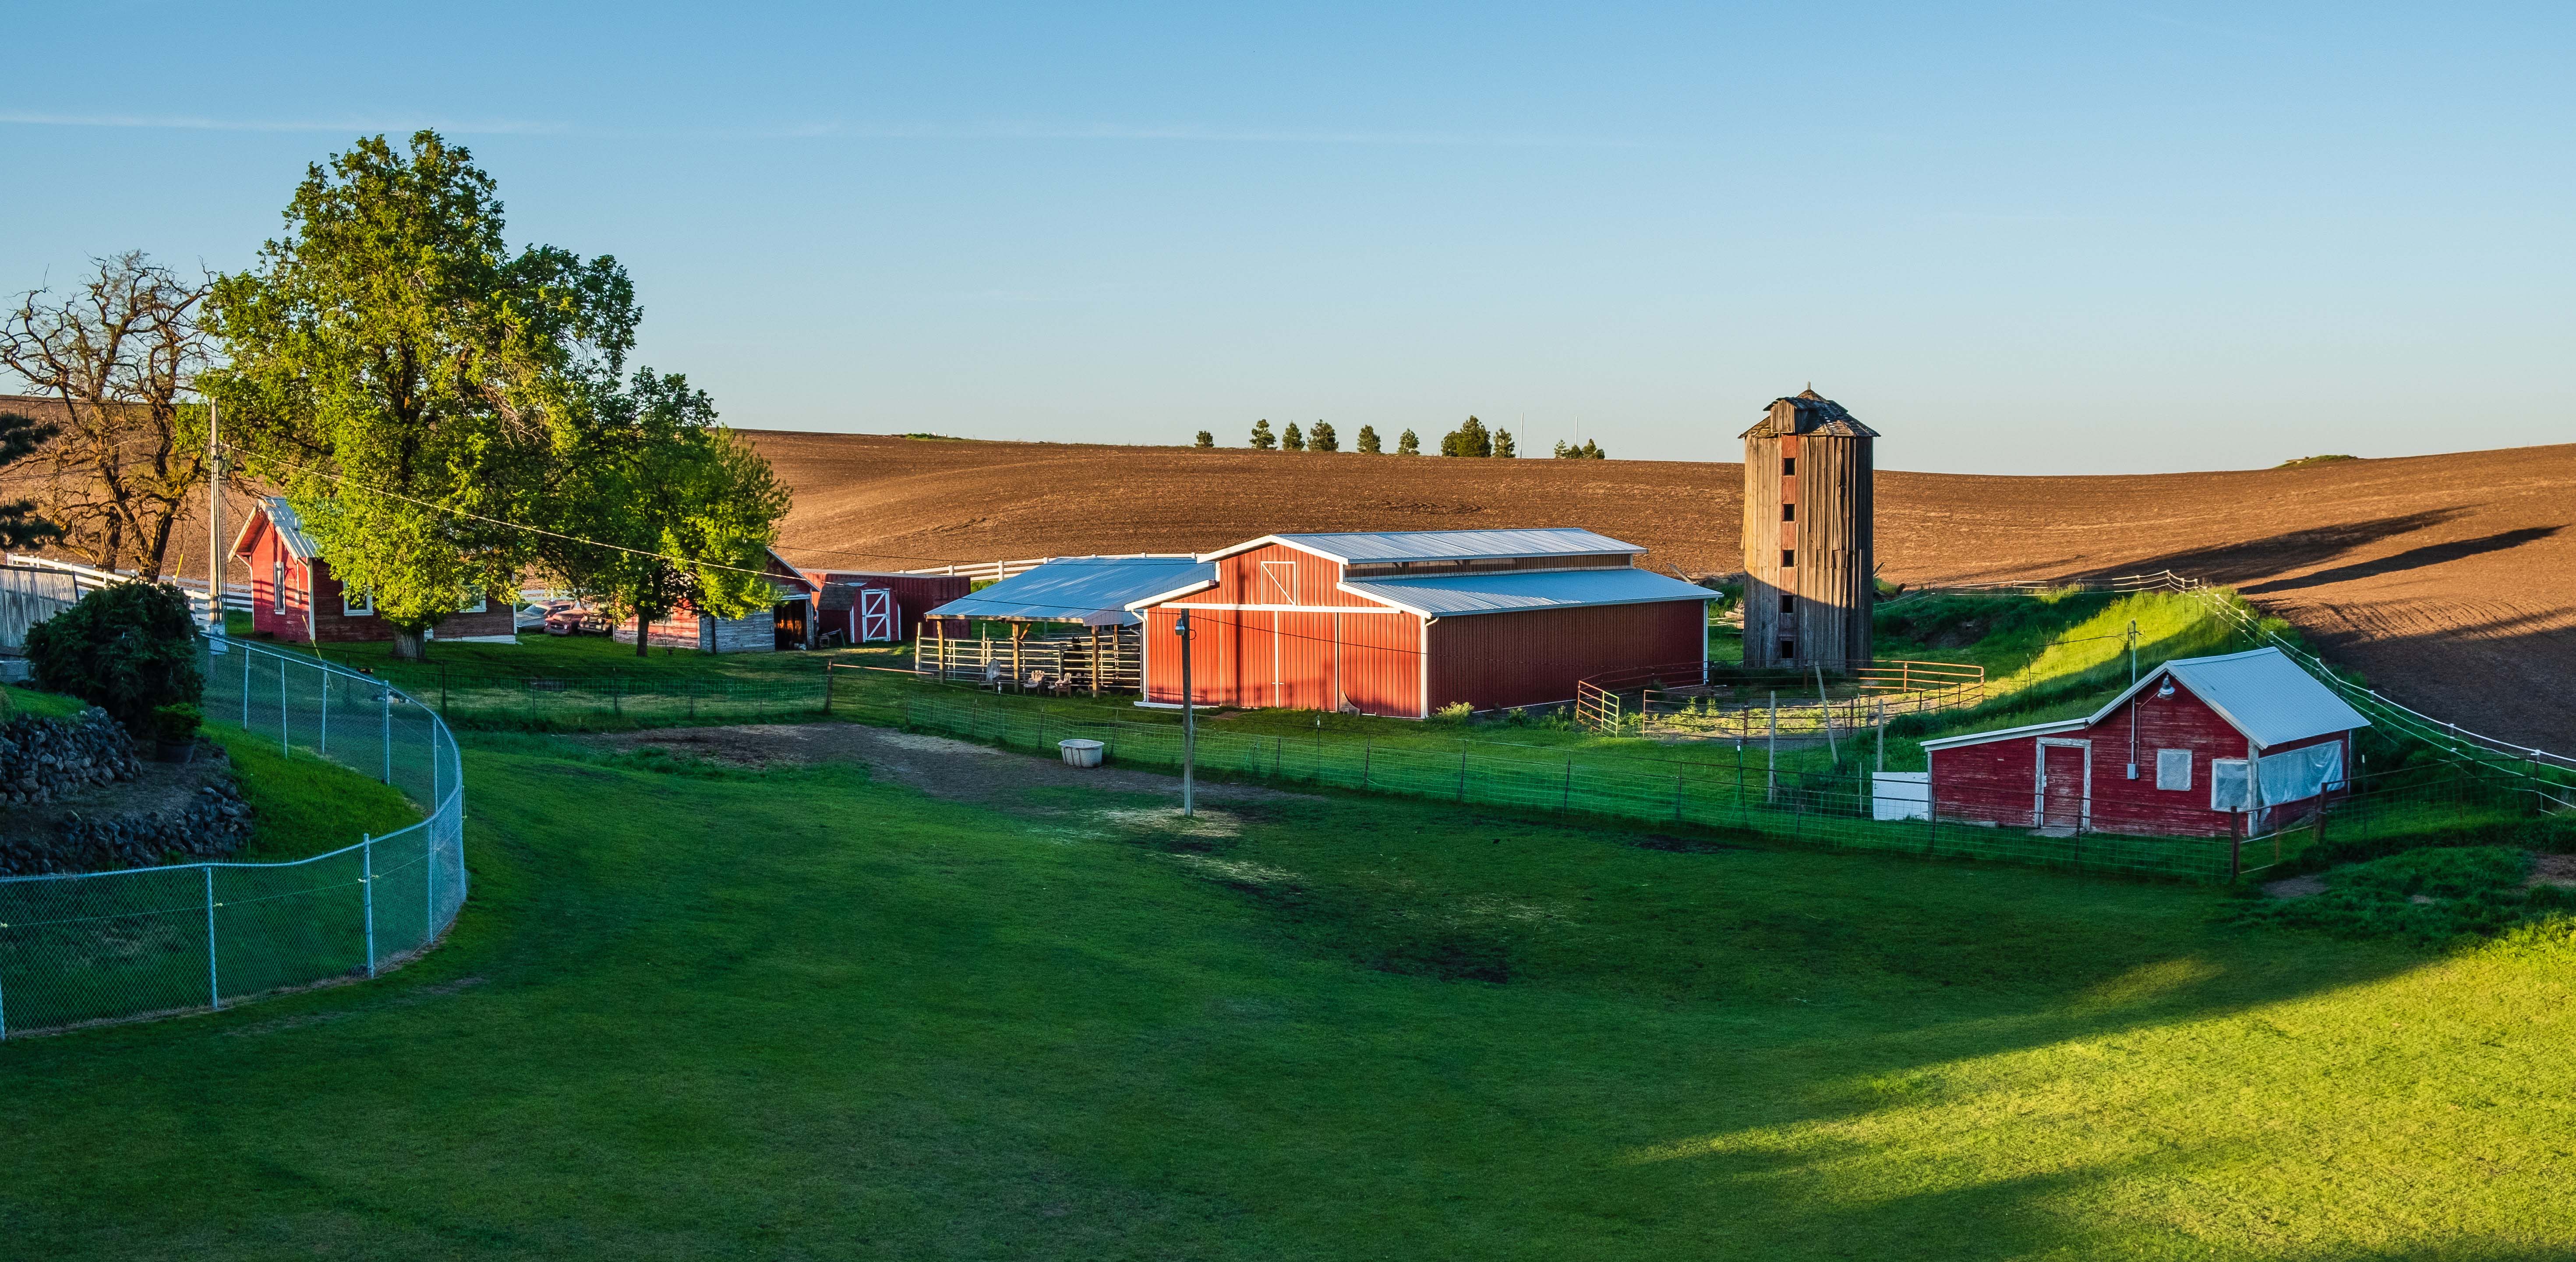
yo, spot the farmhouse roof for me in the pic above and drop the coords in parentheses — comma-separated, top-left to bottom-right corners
(1338, 567, 1716, 618)
(1739, 389, 1880, 440)
(1208, 528, 1644, 566)
(931, 555, 1216, 628)
(1919, 647, 2370, 753)
(232, 497, 321, 563)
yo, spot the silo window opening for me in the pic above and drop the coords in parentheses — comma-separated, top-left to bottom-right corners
(1781, 457, 1795, 476)
(1778, 593, 1795, 615)
(1781, 549, 1795, 568)
(1779, 639, 1796, 660)
(1781, 503, 1795, 522)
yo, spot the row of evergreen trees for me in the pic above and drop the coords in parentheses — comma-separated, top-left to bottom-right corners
(1193, 416, 1604, 458)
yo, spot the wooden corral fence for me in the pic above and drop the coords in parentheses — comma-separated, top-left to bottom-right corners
(0, 566, 81, 651)
(1575, 658, 1985, 740)
(913, 625, 1143, 695)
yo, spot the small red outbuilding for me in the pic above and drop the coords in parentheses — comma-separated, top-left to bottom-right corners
(1922, 647, 2370, 838)
(231, 497, 517, 645)
(1131, 529, 1714, 718)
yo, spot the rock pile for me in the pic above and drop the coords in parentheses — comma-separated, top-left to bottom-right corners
(0, 708, 145, 805)
(35, 782, 257, 873)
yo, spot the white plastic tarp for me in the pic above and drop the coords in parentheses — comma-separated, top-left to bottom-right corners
(2258, 742, 2344, 805)
(1873, 771, 1930, 821)
(2210, 744, 2342, 812)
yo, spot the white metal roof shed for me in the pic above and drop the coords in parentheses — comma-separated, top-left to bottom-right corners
(231, 497, 321, 562)
(1919, 647, 2371, 753)
(1340, 568, 1716, 617)
(926, 556, 1217, 628)
(1208, 528, 1643, 566)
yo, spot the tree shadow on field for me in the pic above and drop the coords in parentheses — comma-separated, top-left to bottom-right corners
(2088, 507, 2469, 586)
(2243, 526, 2564, 594)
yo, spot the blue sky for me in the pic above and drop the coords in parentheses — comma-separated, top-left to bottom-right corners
(5, 3, 2569, 474)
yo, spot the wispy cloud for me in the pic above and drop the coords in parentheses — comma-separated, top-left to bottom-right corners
(0, 110, 1643, 148)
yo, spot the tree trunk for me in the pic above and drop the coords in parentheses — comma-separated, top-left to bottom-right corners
(140, 505, 179, 582)
(392, 626, 429, 661)
(635, 615, 653, 657)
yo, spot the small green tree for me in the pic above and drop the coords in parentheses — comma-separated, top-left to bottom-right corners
(1249, 419, 1277, 450)
(0, 411, 64, 548)
(1396, 429, 1421, 456)
(1309, 421, 1339, 452)
(1494, 429, 1517, 458)
(1552, 439, 1606, 460)
(1440, 416, 1492, 457)
(25, 582, 203, 737)
(1356, 424, 1381, 454)
(1194, 430, 1215, 449)
(542, 371, 789, 657)
(1283, 421, 1305, 451)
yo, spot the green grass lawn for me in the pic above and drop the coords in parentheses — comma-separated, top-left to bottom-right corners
(2, 728, 2571, 1258)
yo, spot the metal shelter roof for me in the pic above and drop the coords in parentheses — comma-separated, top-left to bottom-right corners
(1213, 527, 1644, 566)
(1338, 567, 1717, 618)
(1919, 647, 2371, 752)
(231, 497, 321, 562)
(926, 555, 1216, 628)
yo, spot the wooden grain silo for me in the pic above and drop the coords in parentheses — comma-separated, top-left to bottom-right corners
(1741, 389, 1877, 670)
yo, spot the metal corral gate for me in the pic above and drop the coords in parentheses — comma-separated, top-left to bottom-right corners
(0, 637, 466, 1038)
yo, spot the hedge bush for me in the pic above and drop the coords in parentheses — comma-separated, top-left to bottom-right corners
(25, 582, 204, 737)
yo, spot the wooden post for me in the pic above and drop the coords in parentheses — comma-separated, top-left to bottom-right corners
(1011, 624, 1025, 690)
(1089, 626, 1102, 697)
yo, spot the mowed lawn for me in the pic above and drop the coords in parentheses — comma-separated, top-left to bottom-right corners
(1, 730, 2572, 1259)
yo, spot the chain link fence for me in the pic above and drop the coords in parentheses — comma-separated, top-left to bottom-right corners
(902, 694, 2533, 883)
(0, 638, 465, 1038)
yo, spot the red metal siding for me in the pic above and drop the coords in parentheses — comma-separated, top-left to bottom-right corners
(243, 521, 310, 643)
(1422, 601, 1707, 712)
(1142, 542, 1421, 716)
(1930, 678, 2356, 838)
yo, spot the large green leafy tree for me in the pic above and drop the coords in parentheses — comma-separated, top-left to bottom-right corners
(203, 131, 637, 659)
(544, 371, 789, 656)
(1440, 416, 1493, 457)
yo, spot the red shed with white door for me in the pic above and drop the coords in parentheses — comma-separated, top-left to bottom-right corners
(1132, 529, 1712, 718)
(1922, 647, 2369, 838)
(231, 497, 517, 644)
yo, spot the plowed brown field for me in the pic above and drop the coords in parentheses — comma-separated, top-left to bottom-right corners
(752, 431, 2576, 752)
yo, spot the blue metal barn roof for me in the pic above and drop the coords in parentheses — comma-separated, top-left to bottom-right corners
(926, 555, 1216, 628)
(1340, 567, 1716, 617)
(1216, 528, 1643, 565)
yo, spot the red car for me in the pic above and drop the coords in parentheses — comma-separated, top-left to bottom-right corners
(542, 605, 611, 636)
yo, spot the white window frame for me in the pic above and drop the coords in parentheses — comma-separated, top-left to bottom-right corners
(2154, 748, 2191, 792)
(272, 560, 287, 615)
(459, 588, 487, 614)
(2210, 758, 2251, 812)
(342, 586, 375, 617)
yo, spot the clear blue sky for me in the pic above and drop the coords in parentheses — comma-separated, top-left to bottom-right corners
(6, 3, 2569, 474)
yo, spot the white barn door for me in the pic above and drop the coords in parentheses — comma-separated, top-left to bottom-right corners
(859, 588, 894, 643)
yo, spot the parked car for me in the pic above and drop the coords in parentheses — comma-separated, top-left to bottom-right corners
(543, 605, 611, 636)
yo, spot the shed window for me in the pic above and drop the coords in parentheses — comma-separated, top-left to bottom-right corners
(1778, 593, 1795, 615)
(342, 587, 374, 617)
(1781, 502, 1795, 522)
(2210, 759, 2250, 812)
(459, 588, 487, 614)
(1781, 549, 1795, 568)
(272, 561, 286, 614)
(2155, 748, 2191, 791)
(1781, 456, 1795, 476)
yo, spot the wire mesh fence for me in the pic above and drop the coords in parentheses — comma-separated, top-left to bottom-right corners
(901, 694, 2532, 884)
(331, 660, 837, 729)
(0, 637, 465, 1038)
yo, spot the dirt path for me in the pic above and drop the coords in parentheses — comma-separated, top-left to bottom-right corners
(586, 723, 1311, 812)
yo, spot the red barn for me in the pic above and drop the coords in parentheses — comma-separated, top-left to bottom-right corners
(1132, 529, 1713, 718)
(790, 569, 972, 645)
(231, 498, 517, 645)
(1922, 647, 2370, 838)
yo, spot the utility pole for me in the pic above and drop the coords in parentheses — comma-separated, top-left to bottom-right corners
(2127, 619, 2139, 684)
(206, 397, 224, 637)
(1177, 610, 1196, 817)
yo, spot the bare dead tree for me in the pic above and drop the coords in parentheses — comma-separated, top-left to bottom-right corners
(0, 252, 214, 579)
